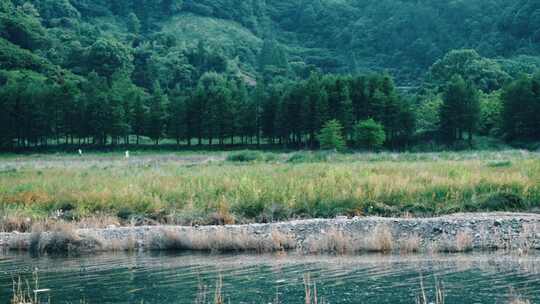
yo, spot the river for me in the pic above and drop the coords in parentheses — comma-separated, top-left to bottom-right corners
(1, 252, 539, 303)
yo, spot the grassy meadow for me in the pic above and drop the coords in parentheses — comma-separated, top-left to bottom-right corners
(0, 150, 539, 231)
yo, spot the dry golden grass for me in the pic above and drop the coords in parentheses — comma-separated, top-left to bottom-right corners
(0, 215, 124, 233)
(435, 231, 474, 253)
(148, 227, 296, 253)
(26, 222, 103, 254)
(271, 229, 296, 251)
(365, 225, 394, 253)
(76, 215, 122, 229)
(99, 234, 137, 252)
(0, 213, 32, 233)
(399, 234, 422, 253)
(305, 228, 355, 254)
(304, 224, 397, 254)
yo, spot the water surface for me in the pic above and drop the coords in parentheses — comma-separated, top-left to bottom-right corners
(1, 252, 539, 303)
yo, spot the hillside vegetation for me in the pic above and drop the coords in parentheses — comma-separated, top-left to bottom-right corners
(1, 0, 540, 151)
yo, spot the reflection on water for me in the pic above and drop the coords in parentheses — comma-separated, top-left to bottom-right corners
(1, 252, 539, 304)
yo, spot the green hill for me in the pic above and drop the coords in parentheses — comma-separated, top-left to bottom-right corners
(1, 0, 540, 150)
(2, 0, 540, 87)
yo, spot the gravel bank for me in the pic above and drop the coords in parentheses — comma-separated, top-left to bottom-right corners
(2, 213, 539, 253)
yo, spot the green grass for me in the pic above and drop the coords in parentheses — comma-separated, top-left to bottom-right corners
(0, 150, 539, 228)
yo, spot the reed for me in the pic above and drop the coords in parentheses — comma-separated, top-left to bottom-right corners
(147, 227, 296, 253)
(10, 271, 50, 304)
(416, 277, 444, 304)
(304, 273, 325, 304)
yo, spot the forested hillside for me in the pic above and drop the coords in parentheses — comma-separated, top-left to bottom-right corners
(1, 0, 540, 150)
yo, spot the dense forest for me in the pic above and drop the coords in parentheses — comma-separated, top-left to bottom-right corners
(1, 0, 540, 151)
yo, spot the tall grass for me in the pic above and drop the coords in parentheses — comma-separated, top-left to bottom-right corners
(0, 151, 539, 227)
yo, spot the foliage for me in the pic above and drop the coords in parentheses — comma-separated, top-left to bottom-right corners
(85, 38, 134, 78)
(439, 75, 480, 146)
(317, 120, 346, 151)
(353, 119, 386, 151)
(478, 91, 503, 136)
(429, 49, 510, 92)
(147, 82, 169, 144)
(501, 73, 540, 142)
(414, 95, 442, 135)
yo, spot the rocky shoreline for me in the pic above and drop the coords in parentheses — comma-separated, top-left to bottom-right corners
(2, 212, 540, 254)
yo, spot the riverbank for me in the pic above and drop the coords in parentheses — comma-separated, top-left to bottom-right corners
(2, 213, 539, 254)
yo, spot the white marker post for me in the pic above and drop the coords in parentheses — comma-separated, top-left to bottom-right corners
(78, 149, 82, 156)
(125, 150, 130, 159)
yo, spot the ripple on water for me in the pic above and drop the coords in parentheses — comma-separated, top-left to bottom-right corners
(0, 252, 539, 304)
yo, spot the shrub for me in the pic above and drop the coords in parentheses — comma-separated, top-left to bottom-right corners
(287, 152, 329, 163)
(479, 192, 527, 211)
(226, 151, 264, 162)
(317, 120, 346, 151)
(352, 119, 386, 150)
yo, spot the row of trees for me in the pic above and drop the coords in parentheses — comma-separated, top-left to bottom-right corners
(0, 69, 415, 149)
(2, 66, 539, 151)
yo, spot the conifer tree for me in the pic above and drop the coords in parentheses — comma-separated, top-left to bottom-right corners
(318, 119, 346, 151)
(147, 82, 168, 145)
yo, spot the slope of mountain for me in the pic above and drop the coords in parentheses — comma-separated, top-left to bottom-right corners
(2, 0, 540, 88)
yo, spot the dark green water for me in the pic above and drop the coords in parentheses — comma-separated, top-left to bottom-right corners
(1, 252, 539, 304)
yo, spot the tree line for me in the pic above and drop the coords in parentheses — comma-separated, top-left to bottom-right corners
(1, 67, 539, 151)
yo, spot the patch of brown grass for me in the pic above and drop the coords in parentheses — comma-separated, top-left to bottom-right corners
(455, 231, 473, 252)
(0, 214, 32, 232)
(271, 229, 296, 251)
(100, 234, 137, 252)
(305, 228, 356, 254)
(77, 215, 122, 229)
(399, 234, 422, 253)
(365, 225, 394, 253)
(435, 231, 473, 253)
(147, 227, 297, 253)
(147, 228, 189, 250)
(29, 222, 101, 254)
